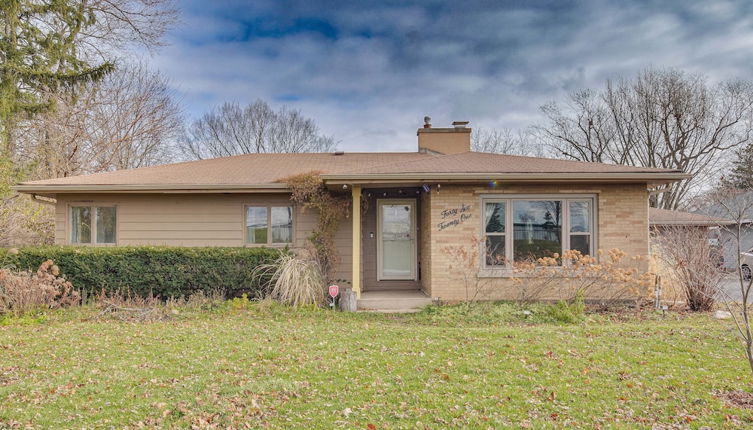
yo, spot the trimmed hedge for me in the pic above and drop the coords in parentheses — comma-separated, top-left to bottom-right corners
(0, 246, 284, 299)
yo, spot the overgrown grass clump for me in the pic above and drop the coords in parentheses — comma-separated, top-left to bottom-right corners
(415, 294, 586, 325)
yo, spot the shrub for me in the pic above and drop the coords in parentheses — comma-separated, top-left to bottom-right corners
(513, 249, 655, 304)
(254, 251, 326, 307)
(0, 260, 80, 317)
(0, 246, 282, 299)
(652, 226, 723, 311)
(545, 291, 586, 324)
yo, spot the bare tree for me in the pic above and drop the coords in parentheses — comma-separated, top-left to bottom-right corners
(0, 0, 178, 156)
(536, 69, 753, 209)
(183, 100, 337, 159)
(0, 159, 53, 246)
(15, 61, 182, 179)
(705, 187, 753, 375)
(471, 128, 546, 156)
(79, 0, 179, 52)
(0, 1, 178, 246)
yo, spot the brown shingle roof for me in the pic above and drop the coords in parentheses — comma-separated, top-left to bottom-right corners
(15, 151, 688, 192)
(335, 151, 679, 175)
(18, 152, 430, 186)
(649, 208, 733, 226)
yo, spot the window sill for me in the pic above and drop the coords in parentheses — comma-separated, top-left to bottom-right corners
(478, 266, 569, 278)
(244, 243, 292, 248)
(478, 268, 515, 278)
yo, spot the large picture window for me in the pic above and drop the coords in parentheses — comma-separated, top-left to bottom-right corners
(245, 206, 293, 245)
(481, 196, 595, 267)
(70, 206, 116, 244)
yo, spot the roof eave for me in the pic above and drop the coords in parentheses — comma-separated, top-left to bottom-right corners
(321, 172, 691, 184)
(13, 172, 691, 193)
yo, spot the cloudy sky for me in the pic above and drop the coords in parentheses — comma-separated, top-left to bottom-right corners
(150, 0, 753, 152)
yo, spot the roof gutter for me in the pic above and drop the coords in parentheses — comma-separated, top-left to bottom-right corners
(31, 194, 56, 205)
(12, 183, 290, 194)
(13, 172, 691, 194)
(321, 172, 691, 184)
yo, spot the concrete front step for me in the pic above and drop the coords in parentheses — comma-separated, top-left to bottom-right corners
(357, 290, 432, 312)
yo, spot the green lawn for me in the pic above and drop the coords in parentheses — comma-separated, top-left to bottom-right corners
(1, 304, 752, 429)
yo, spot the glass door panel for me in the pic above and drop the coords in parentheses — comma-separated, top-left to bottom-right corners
(379, 201, 415, 280)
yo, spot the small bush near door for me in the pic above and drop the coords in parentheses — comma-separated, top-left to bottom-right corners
(0, 246, 283, 299)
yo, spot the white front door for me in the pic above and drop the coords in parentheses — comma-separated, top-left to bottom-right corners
(377, 199, 417, 280)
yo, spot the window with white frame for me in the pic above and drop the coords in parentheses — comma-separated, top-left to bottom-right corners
(245, 206, 293, 245)
(70, 206, 117, 244)
(482, 196, 595, 267)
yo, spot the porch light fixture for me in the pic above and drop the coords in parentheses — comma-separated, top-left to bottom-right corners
(343, 184, 349, 190)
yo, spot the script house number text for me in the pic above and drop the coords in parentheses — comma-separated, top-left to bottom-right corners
(438, 203, 472, 231)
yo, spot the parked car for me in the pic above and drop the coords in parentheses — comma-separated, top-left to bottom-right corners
(741, 247, 753, 280)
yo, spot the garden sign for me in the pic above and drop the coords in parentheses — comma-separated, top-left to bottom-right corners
(328, 284, 339, 310)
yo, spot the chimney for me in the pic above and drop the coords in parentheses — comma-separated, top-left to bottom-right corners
(417, 117, 471, 154)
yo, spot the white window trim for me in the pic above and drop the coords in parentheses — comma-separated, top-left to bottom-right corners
(478, 194, 597, 277)
(243, 205, 295, 247)
(68, 204, 118, 246)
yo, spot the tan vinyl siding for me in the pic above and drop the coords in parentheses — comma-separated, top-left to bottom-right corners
(53, 193, 353, 284)
(54, 205, 66, 244)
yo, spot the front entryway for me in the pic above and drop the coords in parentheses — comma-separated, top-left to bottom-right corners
(361, 188, 422, 292)
(377, 199, 417, 281)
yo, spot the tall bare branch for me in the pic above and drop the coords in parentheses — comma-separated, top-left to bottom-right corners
(536, 69, 753, 209)
(183, 100, 337, 159)
(15, 61, 182, 178)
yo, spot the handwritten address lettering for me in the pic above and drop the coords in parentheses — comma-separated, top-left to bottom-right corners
(441, 204, 471, 219)
(438, 204, 472, 231)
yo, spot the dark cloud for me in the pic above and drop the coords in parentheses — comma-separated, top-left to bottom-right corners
(153, 0, 753, 151)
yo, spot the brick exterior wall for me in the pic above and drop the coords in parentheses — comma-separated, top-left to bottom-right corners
(422, 183, 650, 302)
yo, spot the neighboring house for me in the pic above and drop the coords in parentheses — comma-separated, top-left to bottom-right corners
(696, 192, 753, 270)
(14, 120, 688, 307)
(649, 207, 733, 229)
(648, 207, 731, 272)
(649, 207, 732, 250)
